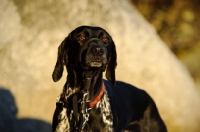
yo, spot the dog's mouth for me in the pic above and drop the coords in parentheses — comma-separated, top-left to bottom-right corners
(81, 58, 107, 69)
(86, 56, 107, 68)
(90, 61, 102, 67)
(79, 43, 108, 69)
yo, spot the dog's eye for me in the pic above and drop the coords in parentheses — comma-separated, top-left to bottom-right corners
(102, 37, 109, 43)
(77, 35, 86, 41)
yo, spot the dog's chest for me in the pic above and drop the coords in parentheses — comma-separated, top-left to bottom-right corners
(86, 89, 114, 132)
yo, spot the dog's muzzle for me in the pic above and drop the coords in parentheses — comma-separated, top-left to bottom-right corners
(89, 45, 105, 67)
(79, 40, 108, 68)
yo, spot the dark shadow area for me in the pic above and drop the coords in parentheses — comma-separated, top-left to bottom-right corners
(0, 87, 52, 132)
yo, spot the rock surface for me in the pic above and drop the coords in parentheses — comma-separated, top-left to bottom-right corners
(0, 0, 200, 132)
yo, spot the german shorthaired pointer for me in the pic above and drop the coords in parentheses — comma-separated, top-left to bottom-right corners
(52, 26, 167, 132)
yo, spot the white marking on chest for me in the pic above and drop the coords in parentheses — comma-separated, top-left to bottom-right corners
(55, 107, 70, 132)
(96, 89, 114, 132)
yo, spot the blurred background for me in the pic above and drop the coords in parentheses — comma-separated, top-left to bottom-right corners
(0, 0, 200, 132)
(132, 0, 200, 91)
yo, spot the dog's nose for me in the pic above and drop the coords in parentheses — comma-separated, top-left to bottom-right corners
(91, 45, 104, 56)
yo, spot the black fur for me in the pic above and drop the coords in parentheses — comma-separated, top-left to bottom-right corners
(52, 26, 167, 132)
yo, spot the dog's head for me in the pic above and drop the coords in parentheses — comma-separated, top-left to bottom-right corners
(52, 26, 117, 85)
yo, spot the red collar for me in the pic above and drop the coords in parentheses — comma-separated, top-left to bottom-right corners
(89, 81, 105, 108)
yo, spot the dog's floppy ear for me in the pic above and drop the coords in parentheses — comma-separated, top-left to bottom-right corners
(52, 37, 69, 82)
(106, 40, 117, 86)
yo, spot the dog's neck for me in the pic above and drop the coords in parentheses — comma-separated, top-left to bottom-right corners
(67, 68, 104, 100)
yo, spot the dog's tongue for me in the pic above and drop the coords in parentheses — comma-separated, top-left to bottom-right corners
(90, 62, 102, 67)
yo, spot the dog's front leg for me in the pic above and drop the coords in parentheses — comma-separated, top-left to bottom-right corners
(52, 105, 69, 132)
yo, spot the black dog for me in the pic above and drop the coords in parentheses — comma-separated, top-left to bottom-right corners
(52, 26, 167, 132)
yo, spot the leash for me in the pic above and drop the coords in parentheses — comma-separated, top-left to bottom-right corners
(74, 78, 91, 131)
(80, 78, 92, 129)
(75, 79, 105, 131)
(80, 79, 105, 131)
(57, 77, 105, 132)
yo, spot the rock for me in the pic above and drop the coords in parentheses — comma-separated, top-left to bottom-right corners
(0, 0, 20, 49)
(0, 0, 200, 131)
